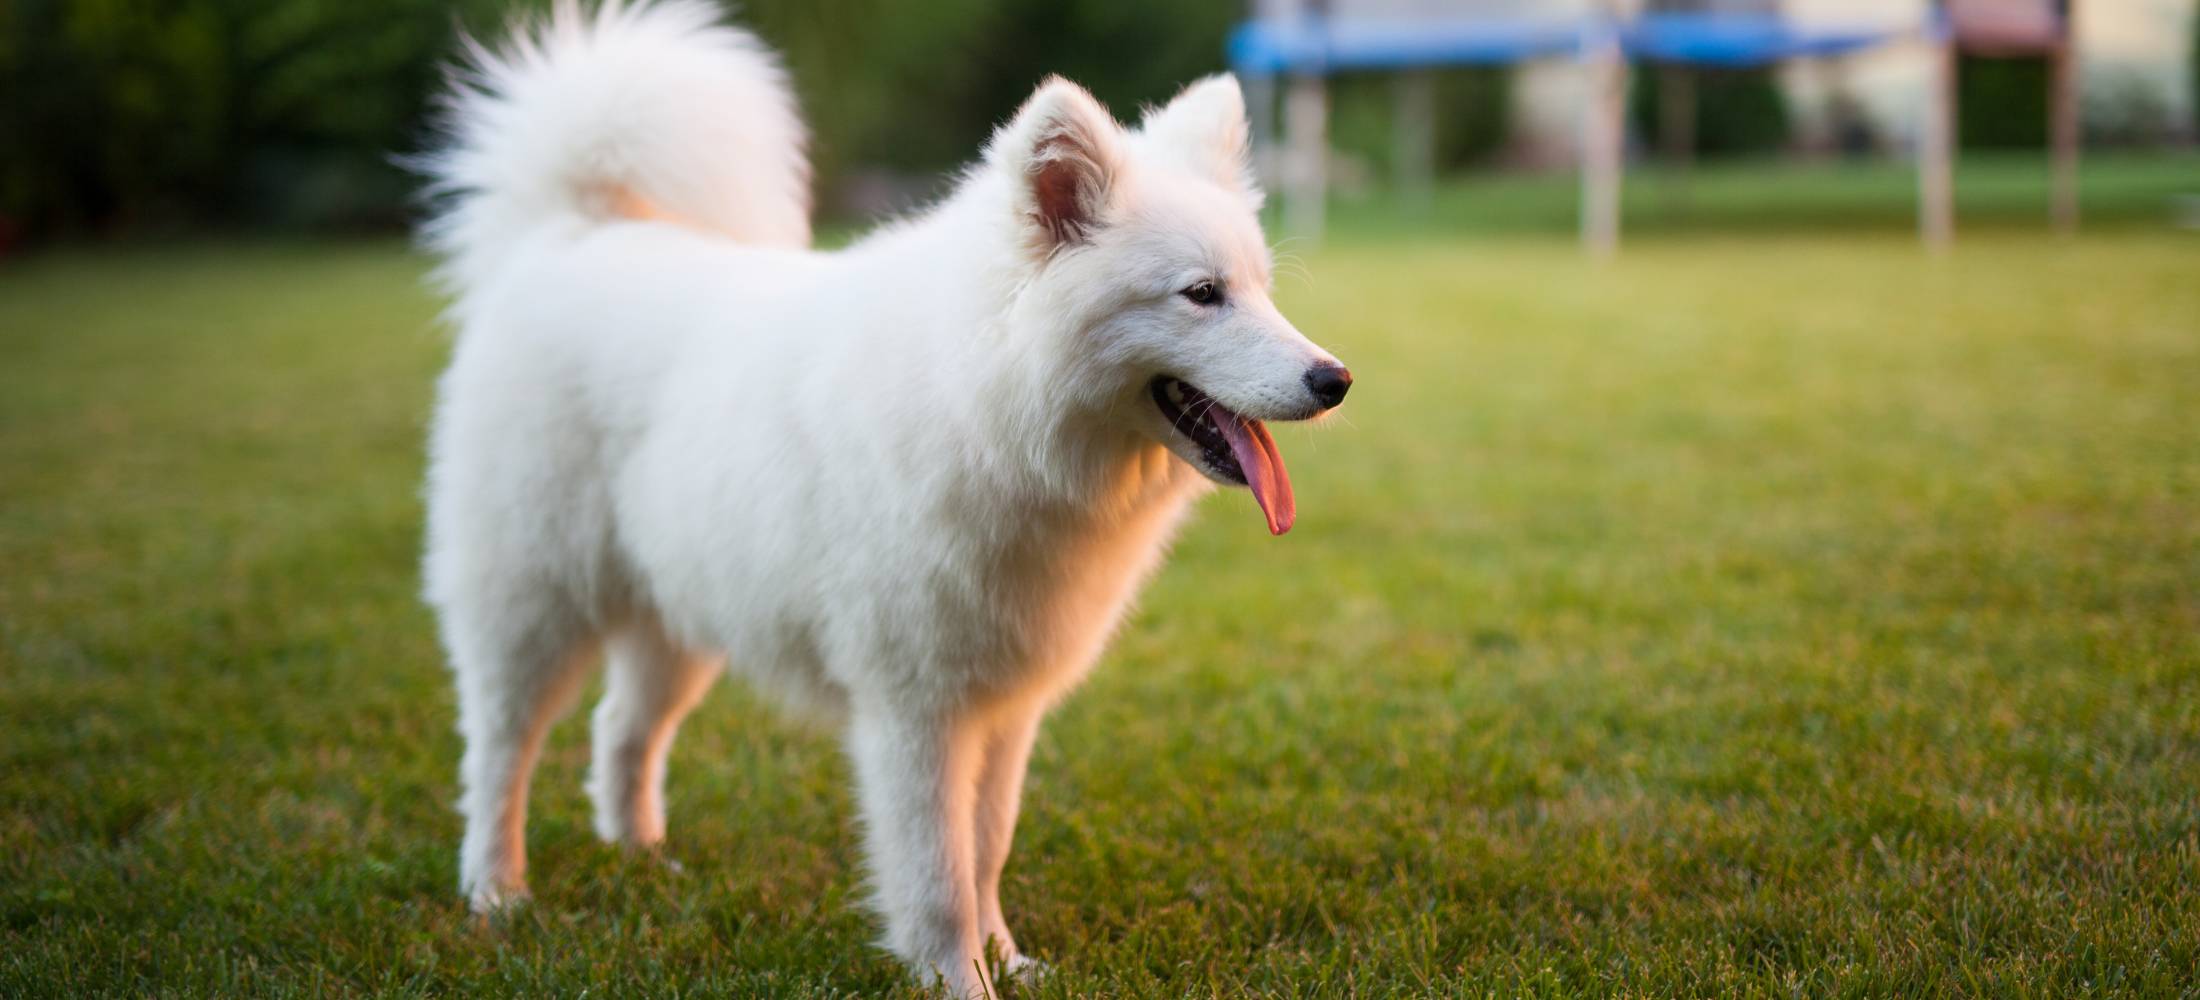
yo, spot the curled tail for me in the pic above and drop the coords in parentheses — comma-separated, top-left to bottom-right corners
(418, 0, 810, 294)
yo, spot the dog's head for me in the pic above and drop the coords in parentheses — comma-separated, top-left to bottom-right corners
(988, 75, 1349, 536)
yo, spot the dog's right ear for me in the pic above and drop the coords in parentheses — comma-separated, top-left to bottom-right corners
(1140, 74, 1261, 207)
(989, 77, 1124, 255)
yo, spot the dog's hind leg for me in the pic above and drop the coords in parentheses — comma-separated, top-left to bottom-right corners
(450, 604, 598, 914)
(971, 700, 1046, 974)
(587, 622, 721, 848)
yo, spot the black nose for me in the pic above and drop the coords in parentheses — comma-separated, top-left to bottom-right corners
(1304, 363, 1352, 409)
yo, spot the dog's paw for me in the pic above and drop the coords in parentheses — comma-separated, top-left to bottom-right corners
(1007, 953, 1051, 984)
(607, 839, 689, 876)
(1001, 953, 1050, 984)
(466, 881, 530, 920)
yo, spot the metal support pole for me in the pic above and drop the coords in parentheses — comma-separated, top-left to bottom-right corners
(1245, 69, 1285, 230)
(1919, 24, 1957, 251)
(1581, 26, 1627, 257)
(1285, 73, 1329, 240)
(1394, 69, 1436, 209)
(2047, 2, 2080, 235)
(1244, 70, 1278, 181)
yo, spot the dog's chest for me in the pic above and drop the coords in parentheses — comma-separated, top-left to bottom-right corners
(906, 478, 1197, 694)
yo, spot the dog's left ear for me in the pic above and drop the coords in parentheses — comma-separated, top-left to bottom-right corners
(1140, 74, 1260, 202)
(991, 76, 1125, 254)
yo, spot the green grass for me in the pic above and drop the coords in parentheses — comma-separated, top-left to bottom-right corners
(5, 194, 2200, 994)
(1322, 151, 2200, 239)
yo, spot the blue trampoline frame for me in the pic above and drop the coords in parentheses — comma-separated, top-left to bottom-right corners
(1230, 11, 1922, 75)
(1228, 5, 2065, 251)
(1229, 17, 1588, 75)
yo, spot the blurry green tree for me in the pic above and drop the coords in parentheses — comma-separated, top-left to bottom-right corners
(1625, 0, 1790, 158)
(1, 0, 490, 237)
(1628, 67, 1791, 158)
(1324, 69, 1512, 183)
(1957, 53, 2049, 150)
(0, 0, 1245, 242)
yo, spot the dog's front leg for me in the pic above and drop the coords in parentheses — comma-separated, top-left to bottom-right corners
(846, 700, 992, 996)
(973, 700, 1045, 974)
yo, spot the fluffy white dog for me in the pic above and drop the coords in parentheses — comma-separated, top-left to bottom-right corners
(418, 1, 1350, 992)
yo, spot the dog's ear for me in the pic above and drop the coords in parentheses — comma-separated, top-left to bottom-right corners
(991, 76, 1124, 254)
(1140, 74, 1260, 203)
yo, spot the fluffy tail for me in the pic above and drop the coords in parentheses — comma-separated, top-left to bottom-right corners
(418, 0, 810, 293)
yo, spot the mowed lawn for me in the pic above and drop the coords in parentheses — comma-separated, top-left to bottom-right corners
(3, 224, 2198, 996)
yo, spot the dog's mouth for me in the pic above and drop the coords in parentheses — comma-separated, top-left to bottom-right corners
(1151, 377, 1296, 536)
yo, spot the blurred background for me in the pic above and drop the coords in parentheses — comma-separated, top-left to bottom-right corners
(4, 0, 2193, 245)
(6, 2, 2200, 995)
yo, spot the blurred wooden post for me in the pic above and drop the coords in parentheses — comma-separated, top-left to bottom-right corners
(1393, 69, 1436, 209)
(1285, 73, 1329, 240)
(1918, 9, 1956, 251)
(1581, 23, 1627, 257)
(2047, 0, 2080, 234)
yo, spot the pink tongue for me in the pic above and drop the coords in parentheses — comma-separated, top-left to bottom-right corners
(1208, 403, 1296, 535)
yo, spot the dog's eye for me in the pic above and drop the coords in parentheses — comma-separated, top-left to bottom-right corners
(1181, 281, 1222, 306)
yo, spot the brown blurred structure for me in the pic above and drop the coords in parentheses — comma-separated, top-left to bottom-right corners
(1921, 0, 2080, 247)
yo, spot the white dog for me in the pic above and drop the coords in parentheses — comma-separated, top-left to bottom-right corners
(417, 1, 1349, 992)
